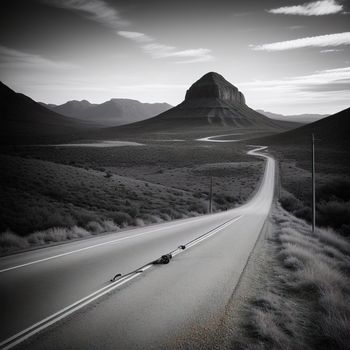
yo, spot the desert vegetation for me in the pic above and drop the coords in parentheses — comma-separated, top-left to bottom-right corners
(0, 142, 263, 254)
(275, 145, 350, 237)
(231, 204, 350, 350)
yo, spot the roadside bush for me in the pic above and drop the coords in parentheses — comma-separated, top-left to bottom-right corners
(101, 220, 119, 232)
(233, 205, 350, 350)
(281, 177, 350, 236)
(70, 226, 90, 238)
(111, 212, 133, 226)
(159, 213, 171, 221)
(85, 221, 104, 234)
(317, 200, 350, 236)
(134, 218, 145, 227)
(0, 230, 28, 249)
(189, 201, 207, 214)
(279, 192, 303, 213)
(294, 206, 312, 222)
(317, 179, 350, 202)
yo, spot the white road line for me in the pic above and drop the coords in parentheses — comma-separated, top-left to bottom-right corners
(186, 216, 242, 249)
(0, 217, 209, 273)
(0, 215, 243, 350)
(0, 146, 269, 349)
(0, 273, 141, 350)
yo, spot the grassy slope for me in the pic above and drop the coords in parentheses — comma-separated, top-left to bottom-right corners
(257, 107, 350, 148)
(220, 204, 350, 350)
(272, 145, 350, 236)
(250, 107, 350, 237)
(0, 142, 263, 252)
(0, 154, 205, 234)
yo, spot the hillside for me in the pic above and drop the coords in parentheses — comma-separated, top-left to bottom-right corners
(42, 99, 172, 126)
(0, 82, 96, 144)
(95, 72, 299, 141)
(0, 141, 263, 242)
(255, 106, 350, 237)
(257, 107, 350, 148)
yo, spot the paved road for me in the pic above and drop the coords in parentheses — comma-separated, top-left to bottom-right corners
(0, 146, 275, 350)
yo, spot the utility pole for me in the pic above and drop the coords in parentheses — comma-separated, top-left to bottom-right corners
(311, 133, 316, 233)
(209, 176, 213, 213)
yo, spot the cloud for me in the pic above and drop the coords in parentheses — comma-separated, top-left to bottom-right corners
(240, 67, 350, 97)
(120, 33, 213, 63)
(0, 45, 76, 70)
(239, 67, 350, 113)
(142, 43, 175, 56)
(117, 31, 153, 43)
(140, 45, 213, 62)
(160, 48, 212, 58)
(46, 0, 212, 64)
(288, 25, 306, 30)
(241, 67, 350, 90)
(252, 32, 350, 51)
(45, 0, 129, 29)
(320, 48, 343, 53)
(268, 0, 343, 16)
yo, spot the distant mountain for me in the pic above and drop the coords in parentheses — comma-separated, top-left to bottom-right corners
(0, 82, 95, 144)
(96, 72, 300, 140)
(42, 99, 172, 126)
(256, 109, 328, 124)
(257, 107, 350, 148)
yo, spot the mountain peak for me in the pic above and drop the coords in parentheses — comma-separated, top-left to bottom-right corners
(185, 72, 246, 105)
(193, 72, 229, 86)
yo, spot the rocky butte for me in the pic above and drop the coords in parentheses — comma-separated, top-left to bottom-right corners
(184, 72, 246, 105)
(100, 72, 296, 138)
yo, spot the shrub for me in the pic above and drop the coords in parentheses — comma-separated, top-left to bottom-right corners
(234, 205, 350, 350)
(317, 180, 350, 202)
(125, 207, 139, 218)
(294, 206, 312, 222)
(101, 220, 119, 232)
(0, 230, 28, 249)
(85, 221, 104, 234)
(111, 212, 133, 226)
(317, 200, 350, 233)
(279, 193, 303, 213)
(159, 213, 171, 221)
(70, 226, 90, 238)
(134, 218, 145, 227)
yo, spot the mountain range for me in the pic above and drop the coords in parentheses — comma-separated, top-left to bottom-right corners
(0, 82, 94, 145)
(1, 72, 349, 147)
(257, 110, 328, 124)
(97, 72, 299, 140)
(41, 99, 172, 126)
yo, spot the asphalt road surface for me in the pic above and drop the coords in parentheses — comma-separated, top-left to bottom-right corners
(0, 146, 275, 350)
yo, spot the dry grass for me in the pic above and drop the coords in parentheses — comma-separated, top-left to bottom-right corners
(0, 221, 120, 254)
(232, 204, 350, 350)
(275, 145, 350, 236)
(0, 143, 263, 254)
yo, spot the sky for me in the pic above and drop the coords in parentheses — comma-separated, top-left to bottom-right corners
(0, 0, 349, 115)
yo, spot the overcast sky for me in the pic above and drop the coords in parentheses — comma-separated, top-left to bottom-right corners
(1, 0, 349, 114)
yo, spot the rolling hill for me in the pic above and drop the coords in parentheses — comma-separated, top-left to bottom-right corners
(96, 72, 299, 140)
(256, 107, 350, 148)
(41, 99, 172, 126)
(0, 82, 95, 144)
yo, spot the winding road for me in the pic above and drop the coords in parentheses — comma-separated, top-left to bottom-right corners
(0, 145, 275, 350)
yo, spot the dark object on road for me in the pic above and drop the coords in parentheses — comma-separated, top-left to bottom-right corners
(153, 254, 172, 264)
(179, 245, 186, 250)
(110, 273, 122, 282)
